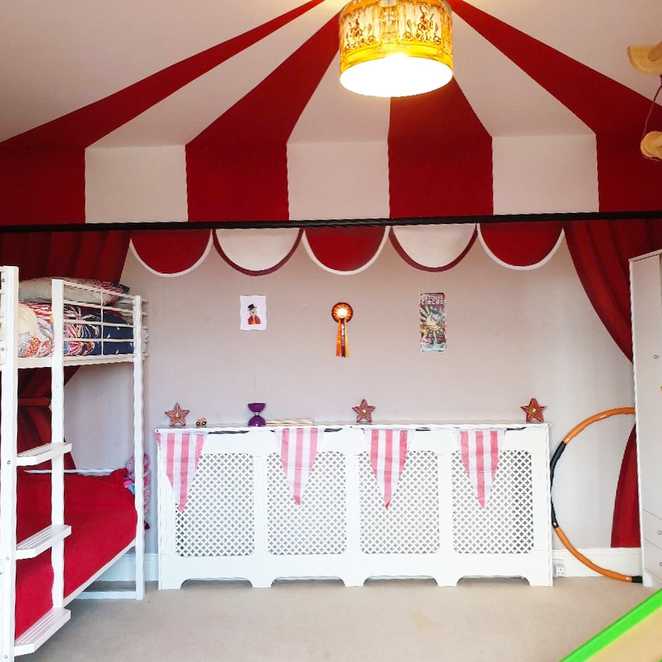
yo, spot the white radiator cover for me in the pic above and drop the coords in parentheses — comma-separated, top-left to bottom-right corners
(157, 424, 553, 589)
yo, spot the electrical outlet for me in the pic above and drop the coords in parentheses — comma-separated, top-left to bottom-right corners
(553, 562, 566, 577)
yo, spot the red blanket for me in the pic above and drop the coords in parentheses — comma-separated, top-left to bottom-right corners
(15, 470, 137, 637)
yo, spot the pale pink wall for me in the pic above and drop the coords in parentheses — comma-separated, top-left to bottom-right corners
(65, 237, 634, 551)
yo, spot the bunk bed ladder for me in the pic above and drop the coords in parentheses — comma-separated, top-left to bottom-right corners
(10, 278, 71, 659)
(1, 266, 20, 661)
(49, 280, 67, 612)
(16, 280, 71, 657)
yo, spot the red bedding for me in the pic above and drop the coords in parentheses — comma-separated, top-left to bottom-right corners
(15, 470, 137, 638)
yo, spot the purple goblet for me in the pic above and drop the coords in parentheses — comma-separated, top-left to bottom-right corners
(247, 402, 266, 427)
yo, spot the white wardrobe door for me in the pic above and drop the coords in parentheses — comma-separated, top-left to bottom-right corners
(631, 255, 662, 519)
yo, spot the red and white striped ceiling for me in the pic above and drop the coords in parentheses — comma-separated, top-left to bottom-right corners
(1, 0, 661, 275)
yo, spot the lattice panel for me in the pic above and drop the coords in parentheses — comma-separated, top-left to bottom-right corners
(452, 450, 534, 554)
(359, 451, 439, 554)
(175, 453, 254, 557)
(267, 451, 347, 555)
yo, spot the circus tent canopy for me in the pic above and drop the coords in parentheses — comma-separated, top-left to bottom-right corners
(1, 0, 661, 275)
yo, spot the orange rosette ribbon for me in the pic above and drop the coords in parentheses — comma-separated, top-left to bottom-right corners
(331, 302, 353, 358)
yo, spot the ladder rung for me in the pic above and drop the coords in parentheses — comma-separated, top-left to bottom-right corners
(16, 525, 71, 560)
(17, 443, 72, 467)
(14, 608, 71, 656)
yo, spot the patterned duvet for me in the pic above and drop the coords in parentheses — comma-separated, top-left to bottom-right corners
(17, 301, 134, 358)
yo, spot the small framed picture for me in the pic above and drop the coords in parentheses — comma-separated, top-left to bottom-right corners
(240, 295, 267, 331)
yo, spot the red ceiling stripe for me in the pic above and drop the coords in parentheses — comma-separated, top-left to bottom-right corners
(131, 229, 210, 275)
(186, 14, 339, 222)
(448, 0, 662, 212)
(388, 79, 493, 218)
(1, 0, 326, 150)
(0, 148, 85, 226)
(0, 0, 325, 226)
(480, 221, 563, 268)
(305, 227, 386, 272)
(388, 71, 561, 269)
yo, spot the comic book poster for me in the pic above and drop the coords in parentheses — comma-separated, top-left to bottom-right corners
(419, 293, 446, 352)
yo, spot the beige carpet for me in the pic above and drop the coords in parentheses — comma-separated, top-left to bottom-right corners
(29, 578, 649, 662)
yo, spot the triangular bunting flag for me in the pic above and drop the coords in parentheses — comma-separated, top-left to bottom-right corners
(459, 429, 503, 508)
(367, 428, 410, 508)
(276, 427, 323, 505)
(156, 430, 205, 512)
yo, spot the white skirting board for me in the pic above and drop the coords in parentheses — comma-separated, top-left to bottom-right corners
(100, 549, 642, 583)
(552, 548, 642, 578)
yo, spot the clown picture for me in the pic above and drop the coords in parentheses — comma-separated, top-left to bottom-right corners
(247, 304, 261, 326)
(240, 295, 267, 331)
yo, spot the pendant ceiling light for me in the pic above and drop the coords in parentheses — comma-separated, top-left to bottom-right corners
(339, 0, 454, 98)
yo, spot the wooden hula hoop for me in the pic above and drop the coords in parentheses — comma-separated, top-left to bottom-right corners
(550, 407, 641, 583)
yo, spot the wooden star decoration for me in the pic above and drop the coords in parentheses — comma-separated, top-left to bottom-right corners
(521, 398, 545, 423)
(353, 398, 376, 424)
(165, 402, 189, 427)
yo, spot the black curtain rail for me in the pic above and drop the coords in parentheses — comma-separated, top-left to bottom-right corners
(1, 209, 662, 233)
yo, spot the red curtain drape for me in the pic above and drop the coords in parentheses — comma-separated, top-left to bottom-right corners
(0, 231, 130, 468)
(564, 219, 662, 547)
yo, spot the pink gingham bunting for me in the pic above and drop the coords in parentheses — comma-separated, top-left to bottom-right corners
(367, 428, 410, 508)
(277, 427, 323, 505)
(156, 430, 205, 512)
(460, 429, 503, 508)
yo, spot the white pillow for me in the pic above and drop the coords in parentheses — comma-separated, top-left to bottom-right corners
(19, 277, 129, 305)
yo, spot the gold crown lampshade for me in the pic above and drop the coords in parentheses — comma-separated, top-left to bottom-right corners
(339, 0, 454, 97)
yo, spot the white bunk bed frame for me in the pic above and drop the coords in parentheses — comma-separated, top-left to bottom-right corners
(0, 266, 146, 660)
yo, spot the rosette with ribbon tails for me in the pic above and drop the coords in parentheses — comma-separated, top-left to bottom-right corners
(331, 302, 353, 358)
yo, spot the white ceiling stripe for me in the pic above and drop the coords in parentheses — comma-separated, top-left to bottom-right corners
(454, 16, 590, 137)
(287, 54, 391, 222)
(287, 141, 391, 221)
(391, 225, 476, 269)
(463, 0, 662, 101)
(0, 0, 322, 142)
(85, 145, 188, 222)
(214, 228, 300, 273)
(289, 54, 390, 144)
(93, 2, 339, 147)
(492, 134, 598, 215)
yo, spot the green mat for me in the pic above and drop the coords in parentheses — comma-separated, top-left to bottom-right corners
(563, 590, 662, 661)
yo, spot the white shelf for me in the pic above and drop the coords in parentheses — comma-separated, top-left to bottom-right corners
(155, 421, 546, 434)
(63, 354, 136, 367)
(14, 354, 136, 370)
(16, 525, 71, 560)
(17, 442, 72, 467)
(14, 608, 70, 656)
